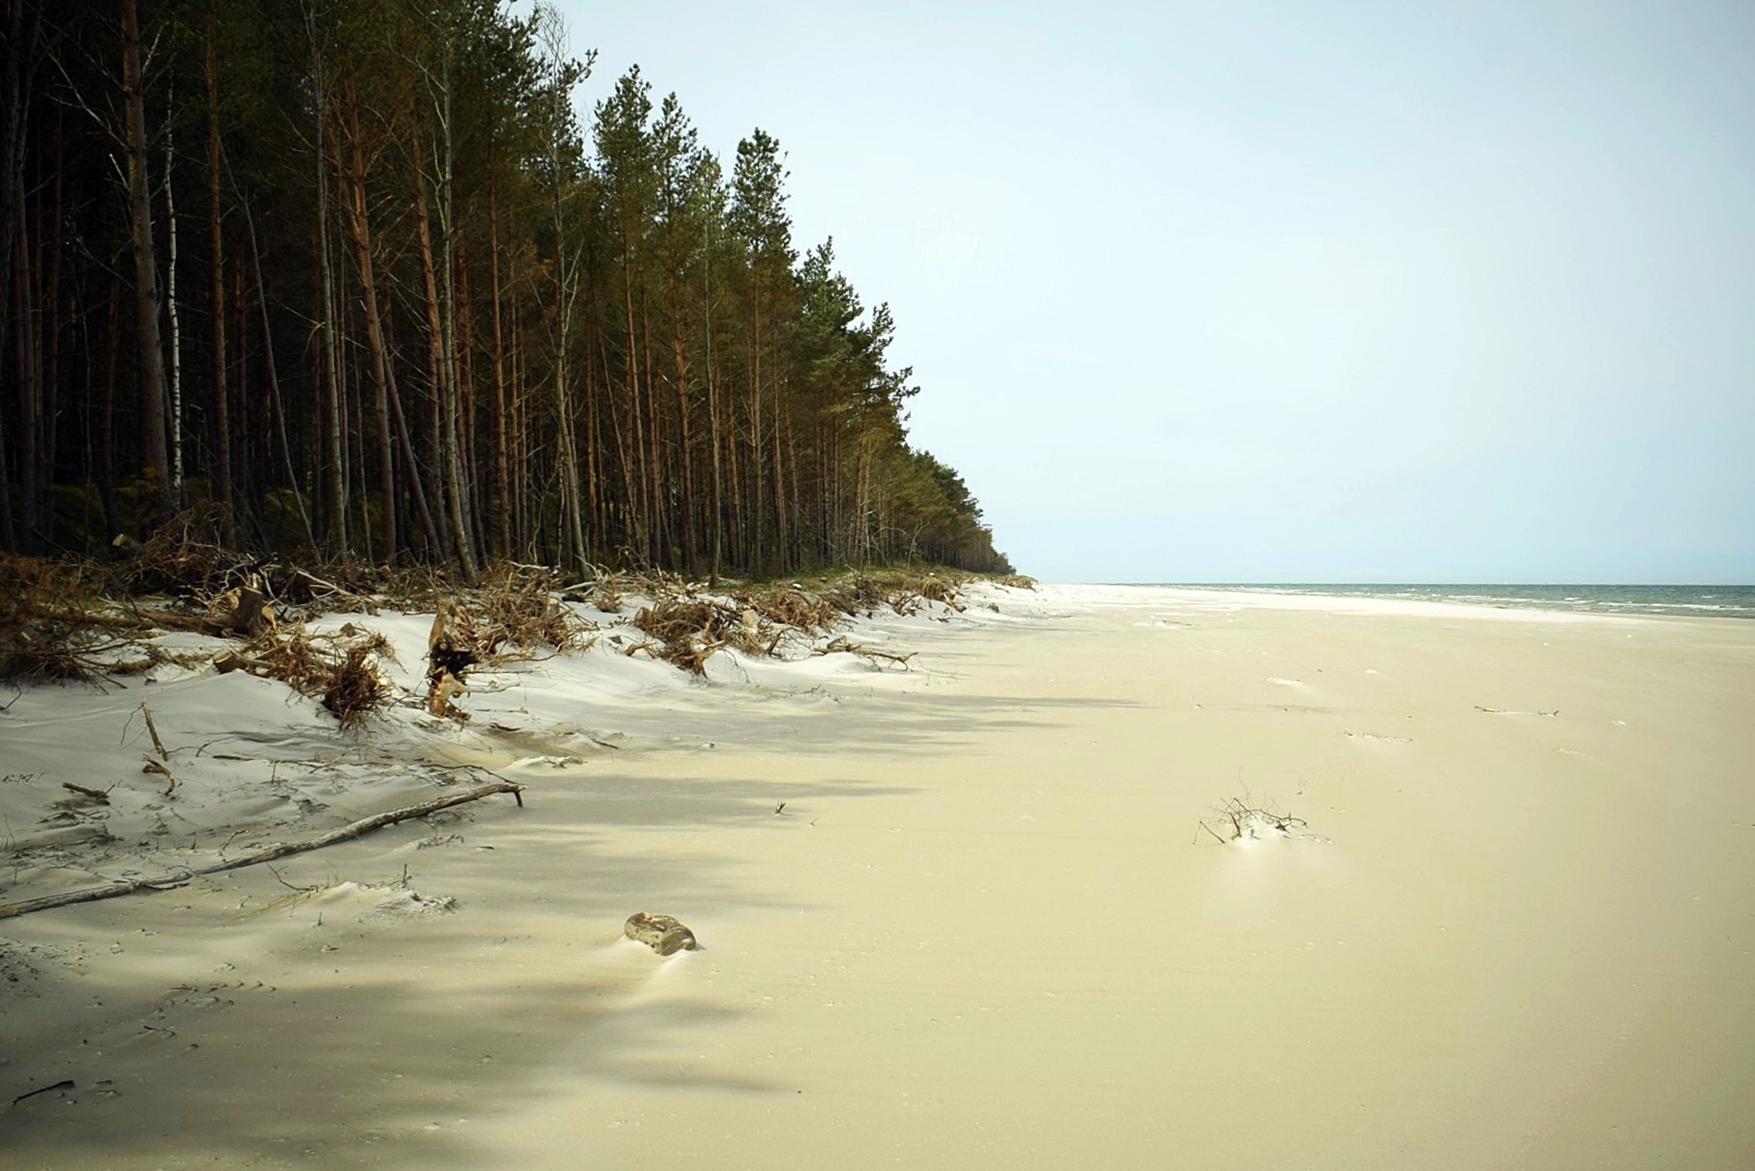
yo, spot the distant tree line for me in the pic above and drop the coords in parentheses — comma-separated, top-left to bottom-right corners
(0, 0, 1012, 576)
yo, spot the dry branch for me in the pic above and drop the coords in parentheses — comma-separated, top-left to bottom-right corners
(60, 782, 111, 804)
(812, 635, 915, 667)
(140, 701, 169, 759)
(1196, 795, 1310, 844)
(142, 758, 177, 796)
(0, 780, 524, 921)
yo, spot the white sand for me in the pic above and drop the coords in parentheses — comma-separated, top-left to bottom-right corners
(3, 584, 1752, 1168)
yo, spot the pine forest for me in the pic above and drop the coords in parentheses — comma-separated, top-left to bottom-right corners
(0, 0, 1012, 578)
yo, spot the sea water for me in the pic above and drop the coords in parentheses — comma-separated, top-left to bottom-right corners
(1158, 583, 1755, 620)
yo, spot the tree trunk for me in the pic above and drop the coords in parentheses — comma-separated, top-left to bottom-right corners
(339, 72, 406, 560)
(38, 105, 62, 549)
(701, 223, 724, 580)
(0, 0, 46, 551)
(99, 272, 119, 537)
(579, 322, 599, 560)
(378, 300, 441, 557)
(620, 254, 649, 561)
(306, 8, 346, 552)
(668, 282, 696, 573)
(751, 304, 764, 573)
(205, 0, 233, 544)
(772, 385, 788, 573)
(164, 83, 185, 507)
(487, 183, 510, 559)
(639, 275, 665, 563)
(414, 166, 473, 574)
(122, 0, 173, 519)
(9, 176, 36, 547)
(238, 189, 314, 545)
(456, 233, 483, 557)
(430, 61, 477, 577)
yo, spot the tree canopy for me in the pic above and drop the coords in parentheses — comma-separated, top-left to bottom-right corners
(0, 0, 1012, 576)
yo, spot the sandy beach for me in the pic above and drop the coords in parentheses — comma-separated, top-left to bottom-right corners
(3, 583, 1753, 1169)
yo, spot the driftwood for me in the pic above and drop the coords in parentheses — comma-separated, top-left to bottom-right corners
(60, 782, 111, 804)
(813, 635, 915, 667)
(12, 1079, 76, 1106)
(624, 911, 698, 955)
(0, 780, 524, 921)
(133, 576, 273, 639)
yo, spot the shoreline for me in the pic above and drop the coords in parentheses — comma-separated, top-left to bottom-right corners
(1114, 580, 1755, 621)
(4, 583, 1753, 1168)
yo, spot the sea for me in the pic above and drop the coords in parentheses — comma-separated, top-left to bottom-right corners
(1160, 584, 1755, 621)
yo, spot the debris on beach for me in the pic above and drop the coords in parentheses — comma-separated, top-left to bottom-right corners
(0, 518, 1029, 919)
(623, 569, 967, 675)
(1197, 795, 1312, 845)
(4, 512, 980, 702)
(0, 779, 525, 922)
(811, 635, 915, 668)
(624, 912, 699, 956)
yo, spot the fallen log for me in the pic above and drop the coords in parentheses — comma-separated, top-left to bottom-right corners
(0, 780, 524, 921)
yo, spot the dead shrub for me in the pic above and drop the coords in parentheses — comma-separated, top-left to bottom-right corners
(918, 575, 960, 607)
(735, 585, 841, 635)
(816, 570, 965, 618)
(1196, 795, 1310, 845)
(323, 643, 391, 728)
(242, 621, 397, 727)
(418, 573, 589, 719)
(633, 598, 744, 674)
(471, 561, 584, 653)
(112, 507, 248, 597)
(0, 556, 159, 684)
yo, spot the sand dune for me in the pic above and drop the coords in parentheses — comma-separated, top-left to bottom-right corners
(3, 585, 1752, 1168)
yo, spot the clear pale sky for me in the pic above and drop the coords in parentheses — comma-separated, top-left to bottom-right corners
(552, 0, 1754, 583)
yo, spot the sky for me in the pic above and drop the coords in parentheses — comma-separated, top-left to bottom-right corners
(550, 0, 1754, 583)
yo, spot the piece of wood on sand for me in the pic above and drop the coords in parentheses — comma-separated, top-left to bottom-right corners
(624, 912, 698, 955)
(0, 780, 524, 921)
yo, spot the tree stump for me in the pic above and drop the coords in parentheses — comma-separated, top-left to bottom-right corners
(624, 912, 697, 955)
